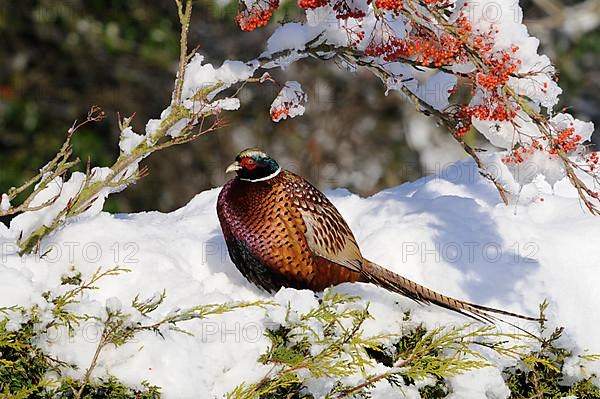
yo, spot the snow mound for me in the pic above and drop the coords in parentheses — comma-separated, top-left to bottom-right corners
(1, 160, 599, 397)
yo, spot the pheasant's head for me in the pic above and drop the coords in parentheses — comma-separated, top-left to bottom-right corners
(226, 148, 281, 182)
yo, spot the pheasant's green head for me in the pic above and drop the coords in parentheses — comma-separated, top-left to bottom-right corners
(226, 148, 281, 182)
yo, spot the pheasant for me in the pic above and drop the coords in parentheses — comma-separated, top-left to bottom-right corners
(216, 148, 537, 323)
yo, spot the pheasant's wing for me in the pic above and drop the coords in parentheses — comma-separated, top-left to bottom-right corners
(218, 177, 320, 289)
(247, 188, 361, 289)
(282, 173, 364, 273)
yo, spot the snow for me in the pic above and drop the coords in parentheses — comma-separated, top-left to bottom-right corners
(406, 71, 457, 111)
(140, 56, 256, 148)
(182, 55, 257, 102)
(265, 23, 324, 54)
(270, 81, 308, 121)
(0, 194, 10, 211)
(1, 0, 596, 393)
(463, 0, 562, 109)
(119, 127, 145, 153)
(244, 0, 596, 194)
(447, 368, 510, 398)
(1, 159, 600, 397)
(550, 112, 595, 142)
(145, 118, 162, 138)
(8, 174, 87, 240)
(7, 165, 137, 241)
(472, 109, 541, 150)
(166, 118, 191, 138)
(260, 23, 326, 70)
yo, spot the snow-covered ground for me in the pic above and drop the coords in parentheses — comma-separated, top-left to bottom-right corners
(1, 159, 599, 398)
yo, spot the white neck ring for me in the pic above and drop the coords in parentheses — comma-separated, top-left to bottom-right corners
(240, 167, 281, 182)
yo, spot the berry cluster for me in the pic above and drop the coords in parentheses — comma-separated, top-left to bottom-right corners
(333, 0, 367, 19)
(365, 27, 466, 68)
(455, 122, 471, 138)
(453, 100, 518, 138)
(375, 0, 452, 11)
(421, 0, 452, 5)
(298, 0, 329, 8)
(453, 106, 474, 138)
(236, 0, 279, 31)
(587, 152, 599, 172)
(343, 24, 366, 47)
(298, 0, 367, 17)
(501, 126, 585, 165)
(453, 23, 523, 133)
(471, 102, 517, 121)
(502, 148, 527, 164)
(476, 47, 520, 92)
(270, 108, 290, 121)
(374, 0, 404, 11)
(549, 126, 582, 155)
(502, 142, 542, 164)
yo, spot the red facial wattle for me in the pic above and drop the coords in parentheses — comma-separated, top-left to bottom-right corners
(240, 158, 257, 170)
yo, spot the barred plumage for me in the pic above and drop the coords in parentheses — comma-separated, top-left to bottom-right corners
(217, 148, 538, 323)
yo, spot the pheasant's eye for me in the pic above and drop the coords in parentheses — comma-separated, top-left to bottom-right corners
(240, 157, 257, 170)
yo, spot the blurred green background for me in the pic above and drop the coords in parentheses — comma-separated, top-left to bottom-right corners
(0, 0, 598, 213)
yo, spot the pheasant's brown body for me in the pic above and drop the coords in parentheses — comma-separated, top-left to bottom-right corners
(217, 150, 538, 323)
(217, 171, 363, 292)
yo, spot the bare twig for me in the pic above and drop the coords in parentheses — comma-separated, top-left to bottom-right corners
(173, 0, 193, 106)
(73, 327, 108, 399)
(1, 107, 106, 218)
(12, 1, 238, 254)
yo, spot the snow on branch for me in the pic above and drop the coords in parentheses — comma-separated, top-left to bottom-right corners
(270, 81, 308, 121)
(236, 0, 599, 213)
(4, 0, 599, 256)
(2, 2, 261, 254)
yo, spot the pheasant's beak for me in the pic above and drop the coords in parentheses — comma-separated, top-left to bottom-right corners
(225, 161, 241, 174)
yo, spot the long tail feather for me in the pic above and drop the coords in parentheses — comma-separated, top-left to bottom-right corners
(361, 260, 539, 323)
